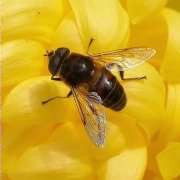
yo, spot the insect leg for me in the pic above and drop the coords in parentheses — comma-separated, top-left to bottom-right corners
(87, 38, 94, 55)
(41, 91, 72, 105)
(51, 76, 61, 81)
(118, 65, 146, 81)
(66, 91, 72, 98)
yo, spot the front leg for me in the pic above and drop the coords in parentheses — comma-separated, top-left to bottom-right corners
(51, 76, 61, 81)
(41, 91, 72, 105)
(42, 76, 72, 104)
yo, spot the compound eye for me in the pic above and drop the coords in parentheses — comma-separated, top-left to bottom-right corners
(48, 55, 61, 76)
(56, 48, 70, 59)
(48, 48, 70, 76)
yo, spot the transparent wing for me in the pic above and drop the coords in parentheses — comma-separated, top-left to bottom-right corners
(90, 47, 156, 71)
(70, 86, 107, 148)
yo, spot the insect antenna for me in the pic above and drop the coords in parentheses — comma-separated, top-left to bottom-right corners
(87, 38, 94, 55)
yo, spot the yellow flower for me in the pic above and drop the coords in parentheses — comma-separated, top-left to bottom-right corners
(2, 0, 180, 179)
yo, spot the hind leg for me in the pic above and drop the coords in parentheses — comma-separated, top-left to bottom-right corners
(119, 70, 146, 81)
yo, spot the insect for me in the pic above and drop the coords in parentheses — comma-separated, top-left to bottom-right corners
(43, 39, 156, 148)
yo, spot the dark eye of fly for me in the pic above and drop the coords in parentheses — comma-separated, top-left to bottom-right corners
(48, 48, 70, 76)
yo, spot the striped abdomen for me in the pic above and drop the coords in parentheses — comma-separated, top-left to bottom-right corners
(90, 68, 127, 111)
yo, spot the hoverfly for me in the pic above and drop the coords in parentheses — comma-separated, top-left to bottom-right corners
(43, 39, 156, 148)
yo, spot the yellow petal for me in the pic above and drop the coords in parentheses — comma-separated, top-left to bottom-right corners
(90, 114, 146, 161)
(160, 8, 180, 83)
(128, 12, 168, 68)
(117, 63, 165, 141)
(167, 0, 180, 12)
(97, 147, 147, 180)
(2, 76, 79, 123)
(165, 84, 180, 141)
(157, 142, 180, 180)
(157, 84, 180, 145)
(145, 138, 163, 177)
(2, 123, 55, 178)
(7, 123, 94, 180)
(2, 0, 70, 43)
(68, 0, 129, 53)
(128, 7, 180, 82)
(143, 84, 180, 178)
(126, 0, 168, 24)
(2, 40, 45, 87)
(52, 12, 85, 54)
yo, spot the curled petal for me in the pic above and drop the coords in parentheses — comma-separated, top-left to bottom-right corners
(116, 63, 165, 141)
(7, 123, 94, 180)
(2, 40, 45, 87)
(128, 12, 168, 68)
(2, 0, 70, 43)
(158, 84, 180, 145)
(68, 0, 130, 53)
(2, 76, 79, 123)
(144, 84, 180, 178)
(52, 12, 85, 54)
(128, 8, 180, 82)
(125, 0, 168, 24)
(2, 123, 55, 179)
(90, 114, 146, 161)
(157, 142, 180, 180)
(160, 8, 180, 83)
(97, 147, 147, 179)
(96, 115, 147, 179)
(167, 0, 180, 12)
